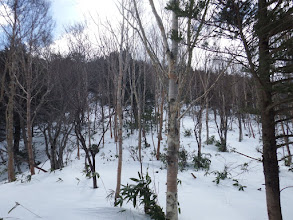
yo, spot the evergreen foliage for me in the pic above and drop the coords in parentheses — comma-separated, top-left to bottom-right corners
(115, 172, 165, 220)
(193, 153, 211, 171)
(211, 166, 230, 184)
(183, 129, 192, 137)
(215, 140, 227, 152)
(232, 179, 247, 191)
(205, 135, 216, 145)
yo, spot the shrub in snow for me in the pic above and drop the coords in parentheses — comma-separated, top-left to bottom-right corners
(183, 129, 192, 137)
(211, 166, 230, 184)
(193, 153, 212, 171)
(205, 135, 216, 145)
(115, 171, 165, 220)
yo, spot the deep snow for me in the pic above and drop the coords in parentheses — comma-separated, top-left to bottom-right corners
(0, 113, 293, 220)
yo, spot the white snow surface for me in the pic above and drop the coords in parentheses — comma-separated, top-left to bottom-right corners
(0, 114, 293, 220)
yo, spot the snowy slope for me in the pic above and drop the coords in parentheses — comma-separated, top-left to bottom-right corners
(0, 114, 293, 220)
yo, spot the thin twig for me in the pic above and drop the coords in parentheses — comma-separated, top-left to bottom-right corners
(280, 186, 293, 192)
(178, 56, 235, 121)
(278, 154, 293, 162)
(18, 203, 42, 218)
(8, 202, 41, 218)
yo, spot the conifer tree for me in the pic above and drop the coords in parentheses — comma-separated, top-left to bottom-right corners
(215, 1, 293, 219)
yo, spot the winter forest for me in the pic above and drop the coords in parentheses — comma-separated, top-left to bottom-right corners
(0, 0, 292, 220)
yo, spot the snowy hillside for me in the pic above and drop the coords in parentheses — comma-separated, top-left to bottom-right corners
(0, 114, 293, 220)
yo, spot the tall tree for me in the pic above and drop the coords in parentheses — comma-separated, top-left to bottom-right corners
(114, 1, 131, 202)
(1, 0, 21, 181)
(132, 0, 211, 219)
(216, 1, 293, 219)
(0, 0, 53, 177)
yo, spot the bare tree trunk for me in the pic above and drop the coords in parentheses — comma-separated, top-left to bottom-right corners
(166, 2, 179, 218)
(107, 71, 113, 139)
(50, 141, 57, 170)
(238, 114, 243, 142)
(6, 79, 16, 182)
(260, 93, 282, 220)
(101, 102, 105, 147)
(109, 105, 113, 139)
(77, 138, 80, 160)
(75, 123, 98, 189)
(114, 67, 124, 202)
(13, 113, 21, 155)
(132, 0, 210, 218)
(114, 112, 118, 143)
(5, 0, 19, 183)
(20, 116, 28, 154)
(26, 92, 35, 175)
(280, 121, 291, 166)
(13, 113, 21, 173)
(195, 107, 203, 158)
(156, 90, 164, 160)
(142, 61, 147, 145)
(205, 95, 209, 143)
(132, 62, 143, 173)
(114, 15, 126, 202)
(166, 94, 179, 220)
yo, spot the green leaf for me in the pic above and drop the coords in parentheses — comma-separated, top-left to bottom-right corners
(130, 178, 139, 182)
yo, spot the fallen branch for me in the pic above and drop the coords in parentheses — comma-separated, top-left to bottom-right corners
(191, 173, 197, 179)
(1, 149, 47, 173)
(34, 166, 47, 173)
(8, 202, 41, 218)
(37, 159, 49, 174)
(231, 149, 262, 162)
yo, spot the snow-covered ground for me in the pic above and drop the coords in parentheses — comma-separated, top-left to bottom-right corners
(0, 114, 293, 220)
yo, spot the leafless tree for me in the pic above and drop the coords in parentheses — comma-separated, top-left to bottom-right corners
(0, 0, 53, 178)
(131, 0, 212, 219)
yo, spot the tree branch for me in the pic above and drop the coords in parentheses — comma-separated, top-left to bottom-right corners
(178, 56, 234, 120)
(148, 0, 170, 57)
(232, 149, 262, 162)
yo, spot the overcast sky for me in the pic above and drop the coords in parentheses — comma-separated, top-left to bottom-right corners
(50, 0, 118, 39)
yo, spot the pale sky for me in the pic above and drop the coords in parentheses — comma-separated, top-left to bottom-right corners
(0, 0, 164, 54)
(50, 0, 118, 39)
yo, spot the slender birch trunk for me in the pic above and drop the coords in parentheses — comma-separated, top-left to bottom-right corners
(26, 70, 35, 175)
(166, 2, 179, 219)
(114, 61, 124, 202)
(114, 7, 126, 202)
(156, 90, 164, 160)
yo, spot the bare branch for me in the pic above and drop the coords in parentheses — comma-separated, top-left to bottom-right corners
(148, 0, 170, 57)
(178, 56, 235, 120)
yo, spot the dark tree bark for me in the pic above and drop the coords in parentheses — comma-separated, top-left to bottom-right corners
(257, 1, 282, 219)
(215, 0, 293, 218)
(13, 112, 21, 156)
